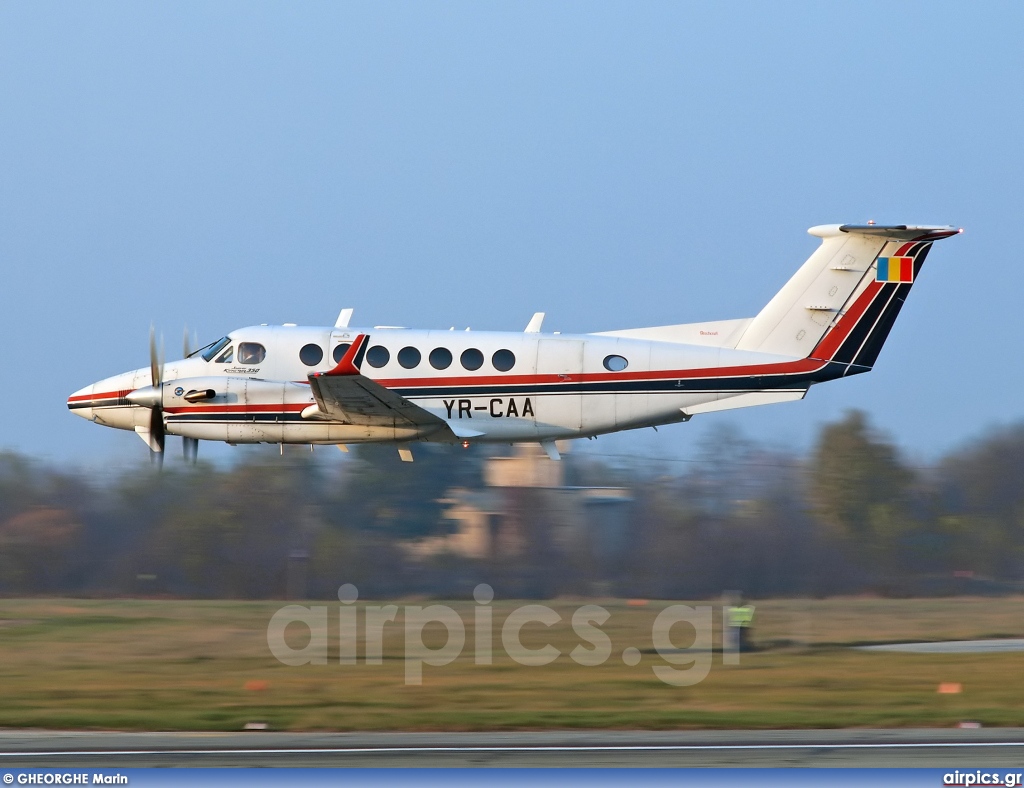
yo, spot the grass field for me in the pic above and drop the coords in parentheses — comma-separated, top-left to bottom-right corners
(1, 597, 1023, 731)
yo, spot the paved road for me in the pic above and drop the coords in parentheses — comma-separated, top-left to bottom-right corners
(858, 639, 1024, 653)
(2, 729, 1024, 767)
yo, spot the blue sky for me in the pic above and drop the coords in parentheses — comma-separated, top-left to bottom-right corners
(1, 2, 1021, 468)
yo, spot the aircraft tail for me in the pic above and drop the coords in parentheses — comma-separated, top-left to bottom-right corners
(734, 224, 960, 369)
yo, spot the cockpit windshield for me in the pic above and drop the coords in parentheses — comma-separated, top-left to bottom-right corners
(200, 337, 231, 362)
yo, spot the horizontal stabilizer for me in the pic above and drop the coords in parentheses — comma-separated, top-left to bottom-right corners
(838, 224, 961, 241)
(681, 390, 807, 417)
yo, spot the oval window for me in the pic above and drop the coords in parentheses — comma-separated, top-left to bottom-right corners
(332, 343, 351, 364)
(366, 345, 390, 368)
(429, 347, 453, 370)
(237, 342, 266, 365)
(603, 354, 628, 372)
(492, 349, 516, 372)
(460, 348, 484, 371)
(397, 346, 421, 369)
(299, 344, 324, 366)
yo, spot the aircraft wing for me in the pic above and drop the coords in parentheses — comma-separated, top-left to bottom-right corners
(307, 335, 465, 436)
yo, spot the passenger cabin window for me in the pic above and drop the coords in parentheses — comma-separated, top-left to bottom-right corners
(332, 343, 351, 364)
(237, 342, 266, 365)
(215, 345, 234, 364)
(398, 346, 421, 369)
(603, 354, 628, 372)
(299, 344, 323, 366)
(492, 349, 516, 372)
(202, 337, 231, 362)
(429, 347, 452, 370)
(460, 348, 484, 371)
(366, 345, 390, 368)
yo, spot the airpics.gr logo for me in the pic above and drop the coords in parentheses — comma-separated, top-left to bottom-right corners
(267, 584, 745, 686)
(943, 771, 1022, 786)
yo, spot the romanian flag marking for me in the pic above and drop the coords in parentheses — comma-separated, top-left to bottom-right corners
(876, 256, 914, 283)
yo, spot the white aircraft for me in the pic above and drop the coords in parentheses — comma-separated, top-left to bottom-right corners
(69, 223, 960, 463)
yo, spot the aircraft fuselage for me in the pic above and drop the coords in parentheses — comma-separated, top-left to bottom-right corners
(68, 322, 818, 446)
(67, 223, 961, 457)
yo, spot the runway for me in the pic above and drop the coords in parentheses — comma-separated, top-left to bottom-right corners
(2, 729, 1024, 767)
(857, 639, 1024, 654)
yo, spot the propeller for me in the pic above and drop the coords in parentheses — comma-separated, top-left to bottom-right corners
(148, 327, 165, 467)
(127, 326, 166, 466)
(182, 327, 199, 464)
(128, 325, 202, 466)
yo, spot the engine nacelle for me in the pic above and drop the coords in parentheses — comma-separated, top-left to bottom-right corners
(162, 376, 424, 444)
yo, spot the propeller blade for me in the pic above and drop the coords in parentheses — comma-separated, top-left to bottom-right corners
(150, 407, 165, 454)
(146, 326, 166, 468)
(133, 327, 169, 467)
(149, 326, 162, 388)
(183, 325, 192, 358)
(183, 437, 198, 464)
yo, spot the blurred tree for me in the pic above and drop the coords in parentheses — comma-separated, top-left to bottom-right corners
(0, 452, 44, 523)
(933, 425, 1024, 580)
(2, 414, 1024, 599)
(0, 507, 84, 592)
(334, 444, 484, 538)
(809, 410, 919, 575)
(148, 458, 317, 597)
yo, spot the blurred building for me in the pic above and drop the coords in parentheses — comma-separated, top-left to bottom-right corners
(404, 444, 632, 562)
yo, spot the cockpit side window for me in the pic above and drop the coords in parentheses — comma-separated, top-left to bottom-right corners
(215, 345, 234, 364)
(237, 342, 266, 365)
(201, 337, 231, 362)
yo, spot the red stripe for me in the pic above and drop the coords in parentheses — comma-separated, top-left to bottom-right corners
(67, 389, 130, 403)
(895, 242, 914, 256)
(79, 282, 901, 405)
(374, 358, 824, 389)
(76, 349, 837, 404)
(809, 279, 884, 360)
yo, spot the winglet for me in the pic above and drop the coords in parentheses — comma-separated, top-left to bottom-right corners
(525, 312, 545, 333)
(317, 334, 370, 377)
(335, 308, 354, 328)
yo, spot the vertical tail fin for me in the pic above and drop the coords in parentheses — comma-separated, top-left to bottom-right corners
(735, 224, 960, 369)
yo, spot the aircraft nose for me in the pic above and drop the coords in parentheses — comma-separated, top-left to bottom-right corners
(67, 383, 96, 420)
